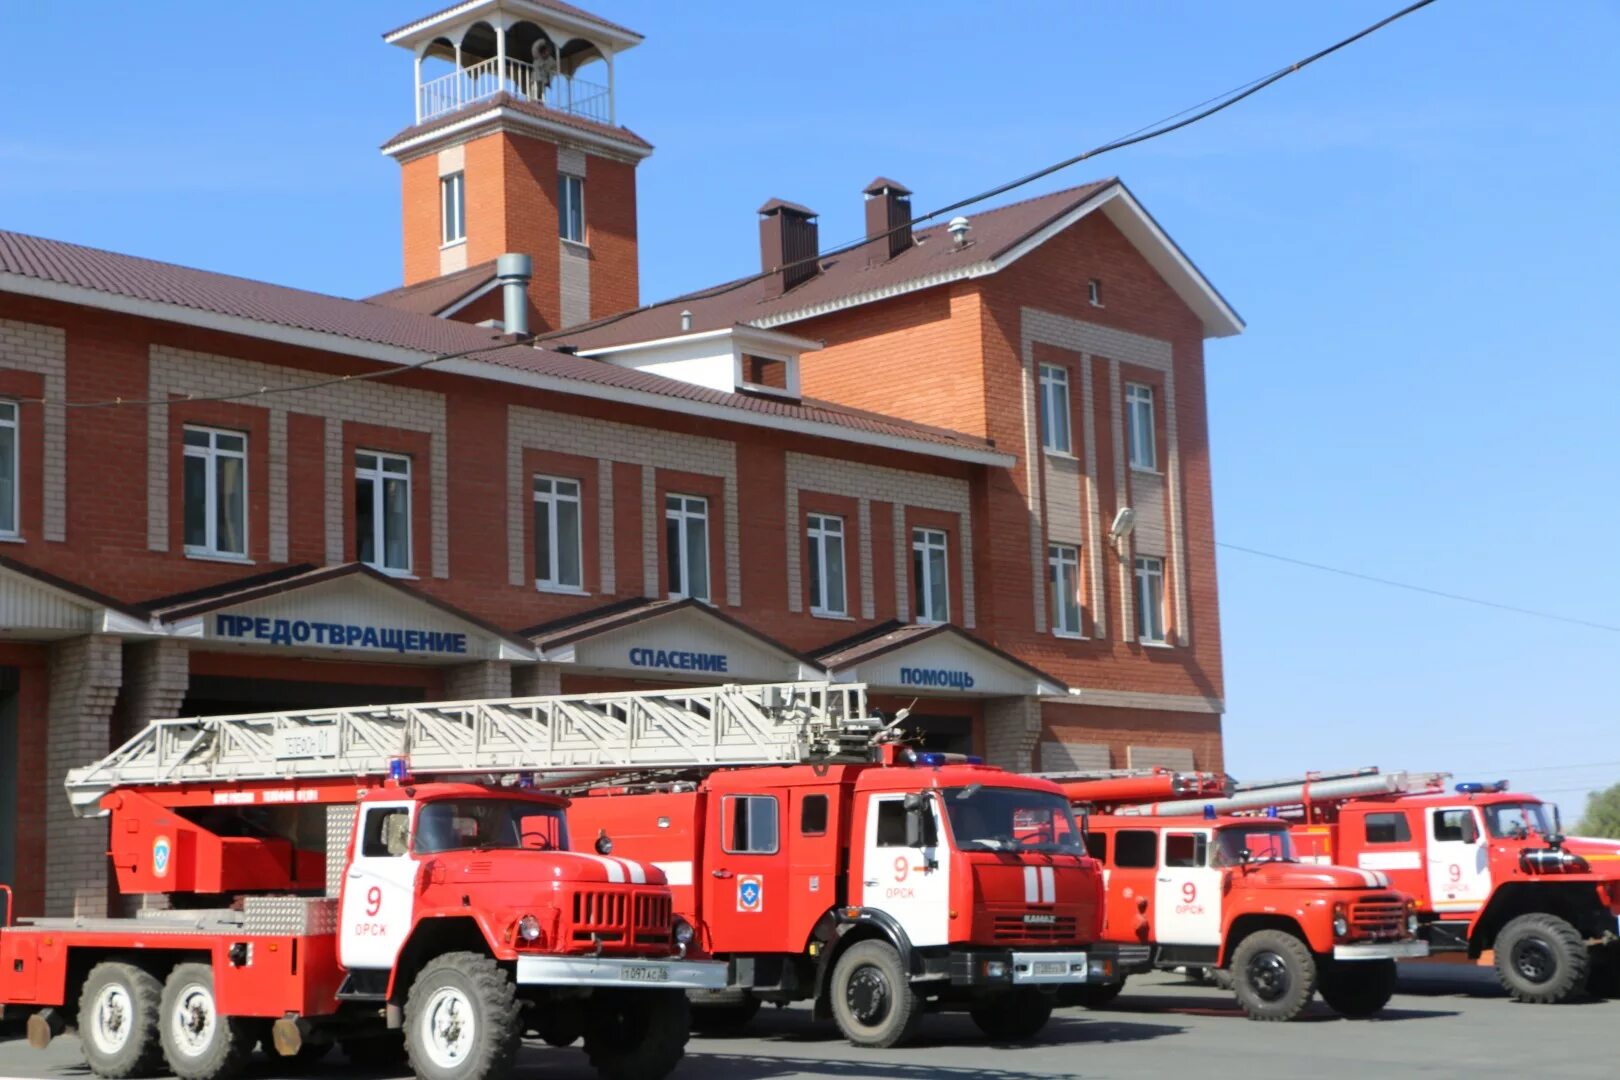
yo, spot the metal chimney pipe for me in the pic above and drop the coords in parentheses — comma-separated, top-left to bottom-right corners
(496, 253, 533, 338)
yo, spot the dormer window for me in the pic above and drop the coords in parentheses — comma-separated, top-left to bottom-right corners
(741, 355, 790, 395)
(577, 326, 815, 401)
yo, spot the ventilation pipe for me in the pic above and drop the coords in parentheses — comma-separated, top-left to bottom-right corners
(496, 253, 533, 338)
(863, 177, 913, 263)
(758, 198, 820, 298)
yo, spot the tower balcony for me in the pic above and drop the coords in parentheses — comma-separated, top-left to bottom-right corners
(417, 56, 609, 125)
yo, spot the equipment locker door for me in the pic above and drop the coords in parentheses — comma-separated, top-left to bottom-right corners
(702, 791, 789, 954)
(338, 801, 418, 970)
(1154, 830, 1222, 946)
(1426, 806, 1491, 912)
(858, 793, 950, 947)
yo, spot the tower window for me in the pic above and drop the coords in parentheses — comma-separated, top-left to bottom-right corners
(1088, 279, 1103, 306)
(441, 172, 466, 245)
(559, 174, 585, 244)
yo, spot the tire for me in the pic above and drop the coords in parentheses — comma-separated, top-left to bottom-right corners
(78, 962, 164, 1079)
(340, 1030, 406, 1065)
(828, 940, 926, 1048)
(1229, 930, 1318, 1022)
(1064, 979, 1125, 1010)
(158, 964, 255, 1080)
(689, 995, 761, 1035)
(969, 989, 1053, 1041)
(403, 952, 522, 1080)
(1492, 913, 1590, 1004)
(1210, 968, 1234, 991)
(1318, 960, 1397, 1018)
(582, 989, 690, 1080)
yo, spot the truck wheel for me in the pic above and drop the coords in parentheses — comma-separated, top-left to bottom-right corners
(1210, 968, 1234, 991)
(829, 940, 925, 1048)
(78, 962, 164, 1079)
(1064, 979, 1126, 1010)
(1318, 960, 1397, 1018)
(969, 989, 1053, 1041)
(1493, 913, 1590, 1004)
(404, 952, 521, 1080)
(158, 964, 255, 1080)
(689, 994, 760, 1035)
(1230, 931, 1317, 1022)
(582, 989, 690, 1080)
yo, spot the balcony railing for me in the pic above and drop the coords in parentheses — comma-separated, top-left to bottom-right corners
(417, 56, 610, 126)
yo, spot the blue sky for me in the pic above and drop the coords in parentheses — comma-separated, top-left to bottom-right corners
(4, 2, 1617, 817)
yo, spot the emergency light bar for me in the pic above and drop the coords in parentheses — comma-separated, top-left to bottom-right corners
(1456, 781, 1510, 794)
(908, 751, 984, 767)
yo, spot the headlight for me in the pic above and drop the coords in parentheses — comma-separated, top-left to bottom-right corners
(1332, 915, 1350, 938)
(1407, 913, 1419, 934)
(518, 914, 543, 943)
(673, 918, 695, 946)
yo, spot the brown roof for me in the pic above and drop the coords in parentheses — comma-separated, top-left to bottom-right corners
(549, 180, 1118, 351)
(366, 260, 498, 316)
(0, 552, 149, 620)
(381, 92, 653, 156)
(522, 597, 818, 667)
(384, 0, 641, 42)
(815, 620, 1069, 691)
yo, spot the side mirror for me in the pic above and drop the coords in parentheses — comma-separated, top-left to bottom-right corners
(595, 828, 613, 856)
(902, 794, 937, 849)
(1239, 847, 1252, 865)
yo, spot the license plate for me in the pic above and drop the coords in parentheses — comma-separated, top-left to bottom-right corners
(1034, 961, 1068, 976)
(620, 965, 670, 983)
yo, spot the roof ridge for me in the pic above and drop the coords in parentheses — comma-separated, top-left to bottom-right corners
(911, 178, 1119, 235)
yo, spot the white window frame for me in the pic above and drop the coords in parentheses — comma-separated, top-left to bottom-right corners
(665, 494, 710, 602)
(0, 401, 17, 538)
(559, 173, 586, 244)
(807, 512, 847, 617)
(441, 171, 466, 246)
(1088, 278, 1104, 307)
(1134, 555, 1167, 644)
(532, 475, 584, 592)
(182, 425, 249, 559)
(356, 451, 412, 575)
(1126, 382, 1157, 471)
(911, 527, 950, 625)
(1049, 543, 1083, 637)
(1039, 363, 1072, 454)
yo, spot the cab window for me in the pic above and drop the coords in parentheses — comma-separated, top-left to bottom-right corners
(1433, 808, 1479, 843)
(1084, 832, 1108, 861)
(1164, 832, 1208, 868)
(800, 794, 829, 836)
(1115, 829, 1157, 868)
(1364, 812, 1411, 844)
(875, 800, 909, 847)
(361, 807, 410, 858)
(723, 795, 779, 854)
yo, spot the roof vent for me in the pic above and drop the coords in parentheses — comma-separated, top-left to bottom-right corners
(680, 309, 693, 332)
(947, 216, 972, 248)
(495, 253, 533, 338)
(863, 177, 913, 263)
(758, 198, 820, 298)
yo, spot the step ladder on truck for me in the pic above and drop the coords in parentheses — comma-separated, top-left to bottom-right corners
(1046, 767, 1430, 1022)
(0, 681, 885, 1080)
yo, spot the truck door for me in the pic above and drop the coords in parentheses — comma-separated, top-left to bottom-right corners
(1426, 806, 1491, 912)
(1154, 830, 1222, 946)
(338, 801, 418, 971)
(859, 793, 950, 947)
(702, 792, 788, 954)
(1107, 828, 1161, 941)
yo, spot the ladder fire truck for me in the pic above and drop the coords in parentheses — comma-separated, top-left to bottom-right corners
(0, 681, 889, 1080)
(566, 743, 1118, 1048)
(1052, 769, 1428, 1022)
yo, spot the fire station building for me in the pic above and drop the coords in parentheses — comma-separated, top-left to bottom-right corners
(0, 0, 1241, 917)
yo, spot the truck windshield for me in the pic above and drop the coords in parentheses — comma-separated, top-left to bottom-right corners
(413, 799, 568, 854)
(941, 787, 1083, 853)
(1484, 801, 1552, 839)
(1213, 827, 1295, 866)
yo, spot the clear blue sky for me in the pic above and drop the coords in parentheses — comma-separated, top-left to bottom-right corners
(5, 2, 1617, 817)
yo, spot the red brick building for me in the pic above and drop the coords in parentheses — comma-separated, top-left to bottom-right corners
(0, 0, 1242, 918)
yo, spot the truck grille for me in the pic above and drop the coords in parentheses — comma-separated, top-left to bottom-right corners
(634, 893, 673, 944)
(993, 914, 1079, 943)
(1350, 895, 1406, 938)
(570, 890, 673, 947)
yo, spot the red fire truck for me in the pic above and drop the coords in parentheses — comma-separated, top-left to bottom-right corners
(567, 746, 1119, 1048)
(1056, 770, 1428, 1022)
(0, 682, 879, 1080)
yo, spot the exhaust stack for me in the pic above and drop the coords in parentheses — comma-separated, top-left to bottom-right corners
(496, 252, 533, 338)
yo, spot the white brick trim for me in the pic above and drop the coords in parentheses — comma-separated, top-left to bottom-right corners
(1079, 352, 1105, 636)
(597, 458, 615, 594)
(1110, 358, 1133, 642)
(1045, 688, 1224, 715)
(0, 318, 67, 541)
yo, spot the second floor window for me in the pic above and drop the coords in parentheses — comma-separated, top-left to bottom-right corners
(441, 172, 465, 245)
(533, 476, 583, 591)
(1039, 364, 1071, 453)
(1049, 543, 1082, 636)
(665, 494, 709, 601)
(912, 527, 949, 624)
(1126, 382, 1156, 470)
(559, 174, 585, 243)
(0, 401, 16, 537)
(182, 426, 247, 558)
(807, 513, 846, 616)
(356, 451, 411, 573)
(1134, 555, 1166, 644)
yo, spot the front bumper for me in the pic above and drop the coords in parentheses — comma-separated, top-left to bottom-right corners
(945, 949, 1093, 986)
(515, 954, 728, 990)
(1333, 940, 1430, 961)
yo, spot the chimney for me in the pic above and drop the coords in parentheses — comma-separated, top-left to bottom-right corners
(496, 252, 533, 338)
(758, 198, 820, 298)
(863, 177, 913, 263)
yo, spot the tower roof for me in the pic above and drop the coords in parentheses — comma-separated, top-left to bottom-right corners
(384, 0, 643, 52)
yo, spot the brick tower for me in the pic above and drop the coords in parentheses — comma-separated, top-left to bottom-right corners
(381, 1, 652, 331)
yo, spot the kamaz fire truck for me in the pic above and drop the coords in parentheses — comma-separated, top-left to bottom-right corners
(567, 745, 1119, 1048)
(0, 682, 887, 1080)
(1054, 769, 1428, 1022)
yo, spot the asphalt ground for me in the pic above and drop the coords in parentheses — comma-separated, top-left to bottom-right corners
(1, 965, 1611, 1080)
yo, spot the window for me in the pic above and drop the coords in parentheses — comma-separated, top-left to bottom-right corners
(0, 401, 16, 537)
(664, 494, 709, 601)
(1134, 556, 1166, 644)
(361, 807, 411, 858)
(807, 513, 847, 616)
(1114, 830, 1158, 868)
(723, 795, 779, 854)
(1084, 832, 1108, 861)
(875, 800, 910, 847)
(1433, 808, 1479, 844)
(441, 172, 465, 245)
(800, 794, 829, 836)
(1364, 812, 1413, 844)
(533, 476, 583, 591)
(1088, 278, 1103, 306)
(1164, 832, 1208, 868)
(559, 174, 585, 244)
(1038, 364, 1071, 453)
(1049, 544, 1082, 636)
(356, 451, 411, 573)
(1126, 382, 1156, 470)
(911, 527, 949, 624)
(413, 799, 568, 854)
(182, 427, 247, 558)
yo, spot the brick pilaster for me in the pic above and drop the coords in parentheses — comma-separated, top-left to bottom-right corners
(45, 634, 123, 917)
(983, 695, 1042, 772)
(444, 660, 512, 700)
(511, 664, 561, 698)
